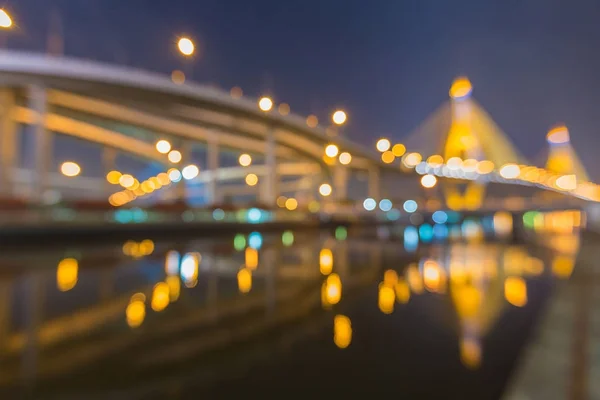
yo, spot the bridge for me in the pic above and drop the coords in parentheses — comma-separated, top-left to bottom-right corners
(0, 50, 598, 232)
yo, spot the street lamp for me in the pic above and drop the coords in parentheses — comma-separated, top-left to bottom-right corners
(177, 37, 195, 56)
(258, 96, 273, 112)
(332, 110, 347, 126)
(0, 9, 12, 29)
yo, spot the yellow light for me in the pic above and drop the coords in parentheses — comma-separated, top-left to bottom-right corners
(378, 284, 395, 314)
(427, 155, 444, 168)
(239, 153, 252, 167)
(168, 150, 182, 164)
(119, 174, 135, 188)
(376, 138, 391, 152)
(403, 152, 422, 168)
(157, 172, 170, 186)
(338, 152, 352, 165)
(276, 195, 287, 208)
(238, 268, 252, 293)
(320, 248, 333, 275)
(245, 173, 259, 186)
(57, 258, 78, 292)
(155, 140, 172, 154)
(381, 150, 395, 164)
(106, 170, 122, 184)
(166, 276, 180, 302)
(460, 338, 481, 369)
(476, 160, 495, 174)
(285, 197, 298, 211)
(423, 260, 445, 293)
(332, 110, 347, 125)
(406, 263, 424, 294)
(245, 247, 259, 270)
(258, 96, 273, 111)
(499, 163, 521, 179)
(325, 273, 342, 305)
(395, 279, 411, 304)
(449, 76, 473, 99)
(463, 158, 478, 172)
(306, 114, 318, 128)
(126, 299, 146, 328)
(547, 125, 570, 144)
(0, 9, 12, 29)
(556, 174, 577, 191)
(151, 282, 170, 312)
(505, 277, 527, 307)
(319, 183, 332, 197)
(392, 143, 406, 157)
(325, 144, 339, 158)
(333, 314, 352, 349)
(552, 256, 574, 279)
(60, 161, 81, 177)
(230, 86, 243, 99)
(421, 174, 437, 188)
(493, 211, 513, 236)
(171, 70, 185, 85)
(278, 103, 290, 115)
(139, 239, 155, 256)
(383, 270, 399, 286)
(177, 37, 195, 56)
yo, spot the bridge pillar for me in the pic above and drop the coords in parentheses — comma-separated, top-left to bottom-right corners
(261, 127, 278, 207)
(206, 135, 220, 205)
(333, 165, 348, 202)
(368, 167, 380, 200)
(29, 85, 52, 202)
(0, 89, 17, 197)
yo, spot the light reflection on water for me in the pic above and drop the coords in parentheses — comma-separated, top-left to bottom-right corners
(0, 210, 582, 397)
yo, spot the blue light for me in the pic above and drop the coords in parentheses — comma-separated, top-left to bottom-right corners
(248, 231, 263, 250)
(132, 208, 147, 223)
(446, 211, 461, 224)
(247, 208, 262, 223)
(432, 210, 448, 224)
(433, 223, 449, 240)
(404, 226, 419, 252)
(379, 199, 392, 212)
(363, 198, 377, 211)
(403, 200, 418, 213)
(387, 208, 401, 221)
(419, 223, 434, 243)
(212, 208, 225, 220)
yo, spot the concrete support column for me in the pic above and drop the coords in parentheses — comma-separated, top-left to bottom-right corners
(102, 147, 117, 195)
(368, 167, 380, 200)
(206, 135, 220, 205)
(29, 85, 51, 202)
(333, 165, 348, 202)
(21, 272, 44, 388)
(261, 127, 277, 207)
(0, 89, 17, 198)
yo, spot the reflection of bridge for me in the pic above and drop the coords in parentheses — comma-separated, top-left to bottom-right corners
(0, 51, 598, 224)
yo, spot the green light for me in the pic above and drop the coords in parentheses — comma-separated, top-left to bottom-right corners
(234, 234, 246, 251)
(522, 211, 538, 229)
(282, 231, 294, 247)
(335, 226, 348, 241)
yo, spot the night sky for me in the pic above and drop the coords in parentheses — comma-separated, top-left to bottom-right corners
(5, 0, 600, 177)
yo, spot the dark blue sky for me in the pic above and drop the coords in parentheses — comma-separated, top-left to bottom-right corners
(6, 0, 600, 173)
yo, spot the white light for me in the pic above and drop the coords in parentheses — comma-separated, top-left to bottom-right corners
(178, 37, 195, 56)
(239, 153, 252, 167)
(403, 200, 418, 213)
(258, 97, 273, 111)
(325, 144, 339, 158)
(168, 169, 182, 182)
(155, 140, 171, 154)
(499, 164, 521, 179)
(421, 174, 437, 188)
(332, 110, 347, 125)
(339, 152, 352, 165)
(376, 138, 391, 152)
(363, 198, 377, 211)
(0, 10, 12, 29)
(182, 164, 199, 180)
(168, 150, 182, 164)
(379, 199, 392, 212)
(319, 183, 332, 197)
